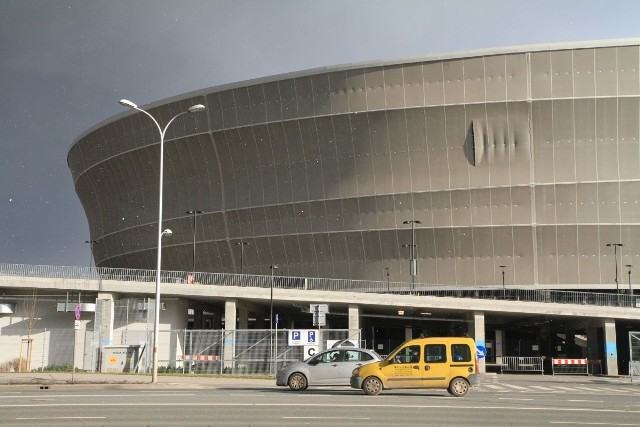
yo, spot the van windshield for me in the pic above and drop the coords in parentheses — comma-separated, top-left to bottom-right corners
(384, 343, 405, 362)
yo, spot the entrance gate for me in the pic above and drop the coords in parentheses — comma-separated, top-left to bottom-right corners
(630, 332, 640, 384)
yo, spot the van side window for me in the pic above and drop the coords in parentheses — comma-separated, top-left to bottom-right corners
(451, 344, 472, 362)
(425, 344, 447, 363)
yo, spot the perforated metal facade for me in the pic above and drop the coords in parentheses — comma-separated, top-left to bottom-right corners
(68, 40, 640, 288)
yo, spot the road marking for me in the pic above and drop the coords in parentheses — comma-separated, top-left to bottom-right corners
(1, 402, 639, 415)
(498, 397, 534, 401)
(283, 417, 370, 420)
(567, 400, 604, 403)
(17, 416, 107, 420)
(501, 384, 529, 390)
(550, 422, 640, 426)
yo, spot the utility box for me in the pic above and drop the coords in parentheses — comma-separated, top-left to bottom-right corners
(101, 345, 141, 373)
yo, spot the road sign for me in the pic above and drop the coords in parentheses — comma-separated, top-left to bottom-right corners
(288, 329, 319, 346)
(476, 345, 487, 359)
(304, 346, 319, 359)
(310, 304, 328, 327)
(74, 303, 81, 320)
(74, 320, 81, 330)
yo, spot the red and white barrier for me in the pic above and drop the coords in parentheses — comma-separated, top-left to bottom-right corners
(182, 355, 218, 361)
(553, 358, 588, 365)
(552, 358, 589, 375)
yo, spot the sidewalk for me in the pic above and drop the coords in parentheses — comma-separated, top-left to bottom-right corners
(0, 372, 274, 388)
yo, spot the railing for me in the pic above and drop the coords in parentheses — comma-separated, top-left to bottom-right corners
(1, 263, 638, 309)
(500, 356, 544, 374)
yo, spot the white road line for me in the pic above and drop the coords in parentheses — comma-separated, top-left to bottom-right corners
(573, 386, 600, 392)
(498, 397, 534, 401)
(549, 422, 640, 426)
(530, 386, 554, 391)
(17, 416, 107, 420)
(283, 417, 370, 420)
(567, 399, 604, 403)
(500, 384, 529, 390)
(1, 402, 639, 415)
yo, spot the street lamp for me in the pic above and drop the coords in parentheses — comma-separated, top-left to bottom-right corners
(235, 242, 250, 274)
(185, 210, 203, 276)
(606, 243, 623, 294)
(626, 264, 633, 296)
(269, 264, 278, 375)
(499, 265, 507, 299)
(120, 98, 205, 384)
(270, 265, 278, 329)
(402, 220, 422, 295)
(85, 240, 97, 268)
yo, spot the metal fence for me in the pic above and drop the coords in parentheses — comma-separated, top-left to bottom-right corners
(0, 326, 360, 376)
(2, 263, 638, 309)
(631, 332, 640, 384)
(500, 356, 544, 374)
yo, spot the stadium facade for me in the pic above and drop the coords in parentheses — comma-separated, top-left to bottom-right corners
(69, 39, 640, 290)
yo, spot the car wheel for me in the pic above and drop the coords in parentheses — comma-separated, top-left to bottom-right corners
(362, 376, 383, 396)
(287, 373, 308, 391)
(447, 377, 470, 397)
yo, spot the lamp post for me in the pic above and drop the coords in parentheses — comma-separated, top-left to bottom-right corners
(499, 265, 507, 299)
(606, 243, 623, 294)
(626, 264, 633, 296)
(235, 242, 250, 274)
(269, 264, 278, 375)
(84, 240, 97, 268)
(385, 267, 390, 293)
(120, 99, 205, 384)
(185, 210, 203, 276)
(402, 220, 422, 295)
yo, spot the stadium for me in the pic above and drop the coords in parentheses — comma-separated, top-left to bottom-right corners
(69, 39, 640, 291)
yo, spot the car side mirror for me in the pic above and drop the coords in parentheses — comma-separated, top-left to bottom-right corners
(308, 359, 319, 366)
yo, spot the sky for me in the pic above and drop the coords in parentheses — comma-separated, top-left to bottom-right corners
(1, 0, 639, 268)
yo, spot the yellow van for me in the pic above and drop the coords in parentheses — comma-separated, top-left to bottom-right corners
(350, 337, 479, 397)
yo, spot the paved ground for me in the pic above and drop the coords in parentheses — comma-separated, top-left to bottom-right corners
(0, 372, 273, 388)
(0, 371, 631, 388)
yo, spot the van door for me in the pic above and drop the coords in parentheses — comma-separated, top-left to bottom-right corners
(379, 344, 424, 388)
(422, 343, 450, 387)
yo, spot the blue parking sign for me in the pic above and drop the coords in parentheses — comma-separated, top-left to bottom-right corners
(308, 330, 316, 343)
(292, 331, 300, 341)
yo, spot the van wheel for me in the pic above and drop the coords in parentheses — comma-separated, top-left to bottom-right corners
(362, 376, 382, 395)
(448, 377, 469, 397)
(288, 373, 308, 391)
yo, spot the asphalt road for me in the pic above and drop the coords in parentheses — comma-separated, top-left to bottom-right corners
(0, 375, 639, 426)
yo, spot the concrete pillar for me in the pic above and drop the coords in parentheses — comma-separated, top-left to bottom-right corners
(237, 305, 249, 330)
(405, 326, 413, 341)
(348, 304, 360, 343)
(223, 299, 237, 369)
(603, 318, 618, 376)
(495, 330, 504, 358)
(96, 293, 115, 346)
(471, 311, 486, 373)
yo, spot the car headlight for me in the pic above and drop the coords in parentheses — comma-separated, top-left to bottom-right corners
(352, 367, 360, 376)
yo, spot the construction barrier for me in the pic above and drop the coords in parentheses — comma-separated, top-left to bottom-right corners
(182, 354, 218, 361)
(552, 358, 589, 375)
(500, 356, 544, 374)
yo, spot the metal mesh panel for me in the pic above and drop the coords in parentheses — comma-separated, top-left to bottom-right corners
(630, 332, 640, 384)
(0, 328, 76, 372)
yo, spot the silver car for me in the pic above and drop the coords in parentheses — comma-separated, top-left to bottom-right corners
(276, 347, 381, 391)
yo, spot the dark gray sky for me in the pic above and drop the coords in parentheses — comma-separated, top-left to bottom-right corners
(1, 0, 639, 268)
